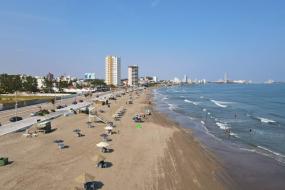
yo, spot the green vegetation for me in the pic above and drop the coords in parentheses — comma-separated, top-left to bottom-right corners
(0, 95, 53, 104)
(42, 77, 53, 93)
(0, 74, 38, 93)
(84, 79, 106, 88)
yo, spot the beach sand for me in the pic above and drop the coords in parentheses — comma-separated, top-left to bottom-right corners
(0, 89, 232, 190)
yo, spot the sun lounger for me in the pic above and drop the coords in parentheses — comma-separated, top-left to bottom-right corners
(58, 143, 65, 149)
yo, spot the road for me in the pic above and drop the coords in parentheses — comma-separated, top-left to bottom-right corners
(0, 91, 110, 125)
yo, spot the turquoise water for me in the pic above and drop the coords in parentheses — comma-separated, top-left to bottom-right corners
(154, 83, 285, 163)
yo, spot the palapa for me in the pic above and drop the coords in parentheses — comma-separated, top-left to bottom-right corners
(96, 142, 110, 148)
(75, 172, 95, 184)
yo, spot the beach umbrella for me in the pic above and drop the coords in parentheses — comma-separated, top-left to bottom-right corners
(105, 126, 113, 130)
(96, 142, 110, 148)
(75, 172, 95, 184)
(91, 154, 106, 163)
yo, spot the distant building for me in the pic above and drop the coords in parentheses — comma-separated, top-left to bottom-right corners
(173, 77, 181, 84)
(224, 72, 228, 83)
(183, 75, 188, 83)
(84, 73, 96, 80)
(46, 72, 54, 81)
(35, 76, 44, 90)
(128, 65, 139, 86)
(121, 79, 128, 86)
(153, 76, 158, 83)
(105, 56, 121, 86)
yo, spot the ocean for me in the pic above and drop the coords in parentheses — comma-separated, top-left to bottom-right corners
(154, 83, 285, 189)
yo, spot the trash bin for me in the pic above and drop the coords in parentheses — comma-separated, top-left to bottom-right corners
(0, 157, 8, 166)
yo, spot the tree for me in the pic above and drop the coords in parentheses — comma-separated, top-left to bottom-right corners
(43, 77, 54, 93)
(0, 74, 22, 93)
(22, 76, 38, 92)
(56, 80, 69, 92)
(86, 79, 106, 87)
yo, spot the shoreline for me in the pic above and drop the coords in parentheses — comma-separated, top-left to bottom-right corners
(0, 88, 230, 190)
(153, 87, 285, 190)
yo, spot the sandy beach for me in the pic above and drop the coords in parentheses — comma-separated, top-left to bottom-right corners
(0, 89, 232, 190)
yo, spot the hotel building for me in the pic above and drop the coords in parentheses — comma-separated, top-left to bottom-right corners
(128, 65, 139, 86)
(105, 56, 121, 86)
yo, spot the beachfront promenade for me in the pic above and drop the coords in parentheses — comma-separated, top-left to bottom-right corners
(0, 102, 92, 136)
(0, 88, 121, 136)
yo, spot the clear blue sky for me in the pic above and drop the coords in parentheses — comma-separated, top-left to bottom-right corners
(0, 0, 284, 82)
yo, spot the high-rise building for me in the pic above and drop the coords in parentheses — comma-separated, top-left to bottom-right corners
(105, 56, 121, 86)
(84, 73, 96, 80)
(183, 74, 188, 83)
(224, 72, 228, 83)
(128, 65, 139, 86)
(46, 72, 54, 81)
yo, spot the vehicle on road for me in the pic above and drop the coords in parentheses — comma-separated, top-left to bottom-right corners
(56, 105, 64, 109)
(9, 116, 23, 122)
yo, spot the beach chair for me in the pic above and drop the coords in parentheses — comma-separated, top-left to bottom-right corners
(58, 143, 65, 149)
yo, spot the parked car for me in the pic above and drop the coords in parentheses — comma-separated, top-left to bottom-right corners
(72, 101, 77, 105)
(79, 99, 83, 103)
(9, 116, 23, 122)
(56, 105, 63, 109)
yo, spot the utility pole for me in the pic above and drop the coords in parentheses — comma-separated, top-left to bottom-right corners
(15, 91, 18, 121)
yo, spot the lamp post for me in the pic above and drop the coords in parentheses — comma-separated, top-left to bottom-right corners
(14, 91, 18, 121)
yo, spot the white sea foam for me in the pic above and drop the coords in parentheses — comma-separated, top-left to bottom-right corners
(202, 108, 207, 112)
(188, 116, 195, 120)
(239, 148, 256, 153)
(200, 96, 204, 99)
(168, 103, 178, 111)
(216, 122, 230, 130)
(211, 100, 228, 108)
(257, 146, 285, 158)
(184, 99, 199, 105)
(230, 132, 240, 138)
(257, 117, 276, 124)
(162, 97, 168, 100)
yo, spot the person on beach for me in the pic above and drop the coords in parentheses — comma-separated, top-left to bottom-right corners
(235, 113, 237, 119)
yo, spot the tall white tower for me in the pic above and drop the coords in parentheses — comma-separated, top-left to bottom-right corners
(224, 72, 228, 83)
(128, 65, 139, 86)
(105, 56, 121, 86)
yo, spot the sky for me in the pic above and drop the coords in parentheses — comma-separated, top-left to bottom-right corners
(0, 0, 285, 82)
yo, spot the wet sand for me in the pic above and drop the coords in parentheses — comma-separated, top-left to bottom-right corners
(0, 89, 230, 190)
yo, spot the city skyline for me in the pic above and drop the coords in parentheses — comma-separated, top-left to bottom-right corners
(0, 0, 285, 82)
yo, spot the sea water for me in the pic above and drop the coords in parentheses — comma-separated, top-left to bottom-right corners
(154, 83, 285, 164)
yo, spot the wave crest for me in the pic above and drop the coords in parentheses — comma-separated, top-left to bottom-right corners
(211, 100, 228, 108)
(184, 99, 199, 105)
